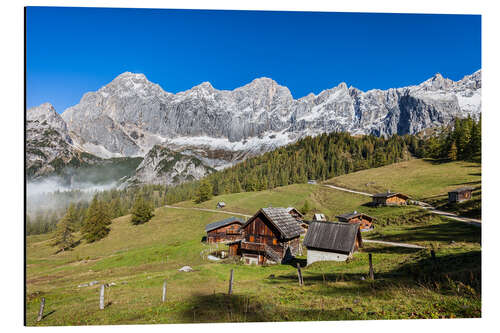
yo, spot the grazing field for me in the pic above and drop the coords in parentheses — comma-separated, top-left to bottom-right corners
(26, 165, 481, 325)
(324, 159, 481, 218)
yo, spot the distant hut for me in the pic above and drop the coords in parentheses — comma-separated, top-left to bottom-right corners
(286, 207, 307, 233)
(303, 221, 363, 265)
(216, 201, 226, 209)
(230, 207, 303, 265)
(448, 187, 473, 203)
(312, 213, 327, 221)
(286, 207, 304, 220)
(372, 191, 409, 206)
(336, 211, 375, 231)
(205, 217, 244, 243)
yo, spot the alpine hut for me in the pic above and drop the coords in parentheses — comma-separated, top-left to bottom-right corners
(303, 221, 363, 265)
(229, 207, 303, 265)
(372, 191, 409, 206)
(205, 217, 245, 244)
(312, 213, 327, 222)
(336, 211, 375, 231)
(448, 187, 474, 203)
(286, 207, 304, 220)
(216, 201, 226, 209)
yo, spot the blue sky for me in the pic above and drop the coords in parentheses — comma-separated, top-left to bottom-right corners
(26, 7, 481, 113)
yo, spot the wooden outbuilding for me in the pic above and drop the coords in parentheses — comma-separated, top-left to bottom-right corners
(230, 207, 303, 265)
(216, 202, 226, 209)
(312, 213, 327, 221)
(372, 191, 409, 206)
(205, 217, 244, 244)
(303, 221, 363, 265)
(336, 211, 375, 231)
(286, 207, 304, 220)
(448, 187, 473, 203)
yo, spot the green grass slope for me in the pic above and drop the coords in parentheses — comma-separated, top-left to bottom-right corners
(26, 160, 481, 325)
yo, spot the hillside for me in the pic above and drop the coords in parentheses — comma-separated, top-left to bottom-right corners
(26, 159, 481, 325)
(324, 159, 481, 218)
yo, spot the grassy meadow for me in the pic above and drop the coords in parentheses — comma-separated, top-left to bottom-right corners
(26, 159, 481, 325)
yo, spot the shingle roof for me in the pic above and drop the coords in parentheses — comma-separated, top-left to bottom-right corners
(286, 207, 304, 217)
(336, 211, 375, 221)
(243, 207, 303, 239)
(372, 192, 409, 199)
(205, 217, 244, 232)
(448, 187, 474, 194)
(303, 221, 361, 253)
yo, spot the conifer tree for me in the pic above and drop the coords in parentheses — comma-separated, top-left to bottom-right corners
(195, 179, 213, 203)
(131, 194, 154, 225)
(52, 204, 76, 251)
(448, 141, 458, 161)
(81, 196, 112, 243)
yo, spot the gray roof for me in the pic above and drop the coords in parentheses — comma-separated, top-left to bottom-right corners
(243, 207, 303, 239)
(205, 217, 244, 232)
(448, 187, 474, 194)
(372, 192, 409, 199)
(336, 211, 374, 221)
(303, 221, 361, 253)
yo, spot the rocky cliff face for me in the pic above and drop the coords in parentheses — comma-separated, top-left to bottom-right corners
(26, 103, 100, 179)
(60, 70, 481, 164)
(29, 70, 481, 184)
(126, 145, 214, 186)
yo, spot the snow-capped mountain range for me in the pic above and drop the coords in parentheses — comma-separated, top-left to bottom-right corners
(27, 70, 481, 185)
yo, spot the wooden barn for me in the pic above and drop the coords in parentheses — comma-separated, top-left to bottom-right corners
(336, 211, 375, 231)
(228, 207, 304, 265)
(372, 191, 409, 206)
(205, 217, 244, 244)
(448, 187, 473, 203)
(303, 221, 363, 265)
(216, 202, 226, 209)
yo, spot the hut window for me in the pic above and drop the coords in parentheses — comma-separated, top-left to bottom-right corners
(273, 239, 277, 245)
(249, 236, 254, 242)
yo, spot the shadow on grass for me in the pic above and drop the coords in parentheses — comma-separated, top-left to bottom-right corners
(367, 221, 481, 244)
(178, 293, 360, 323)
(361, 246, 423, 255)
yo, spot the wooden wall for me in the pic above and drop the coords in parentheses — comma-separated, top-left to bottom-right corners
(207, 222, 242, 243)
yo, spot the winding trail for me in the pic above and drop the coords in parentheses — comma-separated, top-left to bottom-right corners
(163, 205, 251, 218)
(321, 184, 481, 227)
(363, 239, 426, 249)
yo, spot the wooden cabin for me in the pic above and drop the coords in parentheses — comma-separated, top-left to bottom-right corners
(448, 187, 473, 203)
(372, 191, 409, 206)
(230, 207, 303, 265)
(336, 211, 375, 231)
(312, 213, 327, 221)
(205, 217, 244, 244)
(216, 202, 226, 209)
(303, 221, 363, 265)
(286, 207, 304, 220)
(286, 207, 307, 233)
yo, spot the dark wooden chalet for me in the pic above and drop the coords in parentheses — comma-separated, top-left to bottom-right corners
(228, 207, 303, 265)
(205, 217, 244, 244)
(372, 191, 409, 206)
(448, 187, 473, 203)
(303, 221, 363, 265)
(336, 211, 375, 231)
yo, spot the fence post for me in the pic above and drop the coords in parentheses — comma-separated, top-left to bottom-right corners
(162, 280, 167, 303)
(297, 263, 304, 286)
(36, 297, 45, 322)
(369, 253, 374, 280)
(431, 249, 436, 262)
(99, 284, 105, 310)
(228, 269, 234, 295)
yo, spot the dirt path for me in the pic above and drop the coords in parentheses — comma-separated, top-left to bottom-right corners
(164, 205, 251, 218)
(363, 239, 426, 249)
(322, 184, 372, 197)
(321, 184, 481, 226)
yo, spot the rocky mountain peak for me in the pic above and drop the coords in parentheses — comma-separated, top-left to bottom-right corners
(27, 103, 68, 134)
